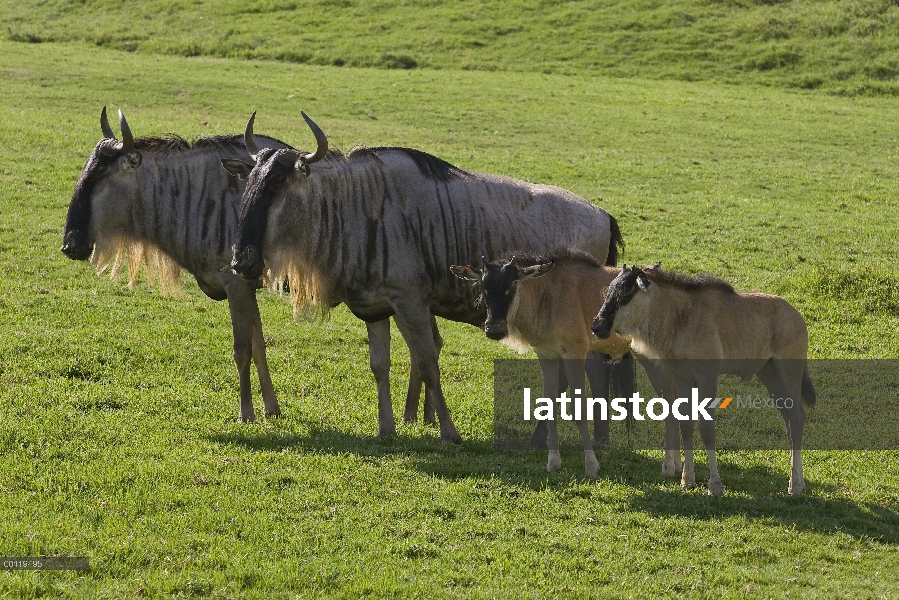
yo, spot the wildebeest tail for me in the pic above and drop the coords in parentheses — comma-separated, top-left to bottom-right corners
(801, 364, 816, 407)
(605, 214, 624, 266)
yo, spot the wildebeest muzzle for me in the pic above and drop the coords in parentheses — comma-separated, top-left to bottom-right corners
(230, 244, 264, 280)
(484, 319, 508, 340)
(591, 316, 613, 339)
(60, 230, 92, 261)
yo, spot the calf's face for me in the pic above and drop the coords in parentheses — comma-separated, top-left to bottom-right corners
(592, 264, 651, 338)
(451, 258, 554, 340)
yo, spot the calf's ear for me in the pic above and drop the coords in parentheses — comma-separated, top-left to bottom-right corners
(520, 261, 555, 280)
(450, 265, 481, 281)
(636, 272, 652, 291)
(221, 158, 255, 179)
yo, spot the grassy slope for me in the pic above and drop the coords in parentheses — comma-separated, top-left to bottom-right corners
(2, 0, 899, 95)
(0, 37, 898, 600)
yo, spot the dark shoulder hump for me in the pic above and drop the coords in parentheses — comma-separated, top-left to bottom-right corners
(353, 146, 468, 182)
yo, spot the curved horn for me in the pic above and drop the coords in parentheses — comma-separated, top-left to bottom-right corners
(100, 106, 116, 139)
(118, 109, 133, 151)
(300, 111, 328, 164)
(244, 111, 260, 160)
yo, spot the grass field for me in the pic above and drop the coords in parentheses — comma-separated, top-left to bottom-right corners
(3, 0, 899, 95)
(0, 15, 898, 600)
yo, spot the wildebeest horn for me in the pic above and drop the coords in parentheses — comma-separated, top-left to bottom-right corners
(118, 109, 133, 152)
(100, 106, 115, 139)
(244, 111, 260, 160)
(301, 111, 328, 164)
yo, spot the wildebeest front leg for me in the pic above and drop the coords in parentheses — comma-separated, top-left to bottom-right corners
(528, 364, 569, 450)
(538, 357, 563, 472)
(644, 362, 680, 476)
(564, 356, 599, 478)
(220, 270, 266, 422)
(402, 314, 442, 425)
(366, 319, 397, 437)
(392, 303, 461, 444)
(249, 288, 280, 417)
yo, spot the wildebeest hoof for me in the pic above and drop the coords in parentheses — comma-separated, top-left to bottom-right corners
(661, 462, 678, 477)
(681, 474, 696, 489)
(547, 452, 562, 472)
(441, 433, 463, 445)
(378, 427, 397, 439)
(708, 480, 724, 496)
(584, 461, 600, 479)
(788, 480, 805, 496)
(265, 410, 282, 418)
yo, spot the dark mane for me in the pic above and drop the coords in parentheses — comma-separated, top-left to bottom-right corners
(497, 247, 601, 268)
(647, 269, 736, 294)
(131, 134, 292, 156)
(347, 146, 468, 182)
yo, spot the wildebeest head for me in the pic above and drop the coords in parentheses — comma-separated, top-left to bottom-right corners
(591, 263, 653, 339)
(451, 256, 555, 340)
(222, 111, 328, 279)
(61, 107, 142, 261)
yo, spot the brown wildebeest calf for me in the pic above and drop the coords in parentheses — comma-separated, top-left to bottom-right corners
(592, 264, 816, 495)
(452, 248, 632, 478)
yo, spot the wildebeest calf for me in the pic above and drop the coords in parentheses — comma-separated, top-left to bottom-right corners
(452, 248, 632, 477)
(592, 264, 816, 495)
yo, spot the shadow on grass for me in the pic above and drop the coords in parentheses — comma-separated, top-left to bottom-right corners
(208, 421, 899, 544)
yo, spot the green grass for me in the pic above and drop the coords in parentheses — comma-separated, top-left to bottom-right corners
(3, 0, 899, 95)
(0, 37, 898, 598)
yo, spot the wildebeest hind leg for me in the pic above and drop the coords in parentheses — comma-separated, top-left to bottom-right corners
(696, 375, 723, 496)
(403, 315, 442, 425)
(392, 303, 461, 444)
(758, 360, 806, 495)
(366, 320, 397, 437)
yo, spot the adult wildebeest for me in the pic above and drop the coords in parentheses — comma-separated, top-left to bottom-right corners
(60, 107, 434, 423)
(222, 112, 624, 444)
(592, 264, 815, 495)
(451, 248, 633, 476)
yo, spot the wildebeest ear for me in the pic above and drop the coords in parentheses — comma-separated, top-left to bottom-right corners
(642, 262, 661, 275)
(450, 265, 481, 281)
(520, 261, 555, 280)
(124, 151, 142, 169)
(221, 158, 255, 179)
(636, 272, 652, 291)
